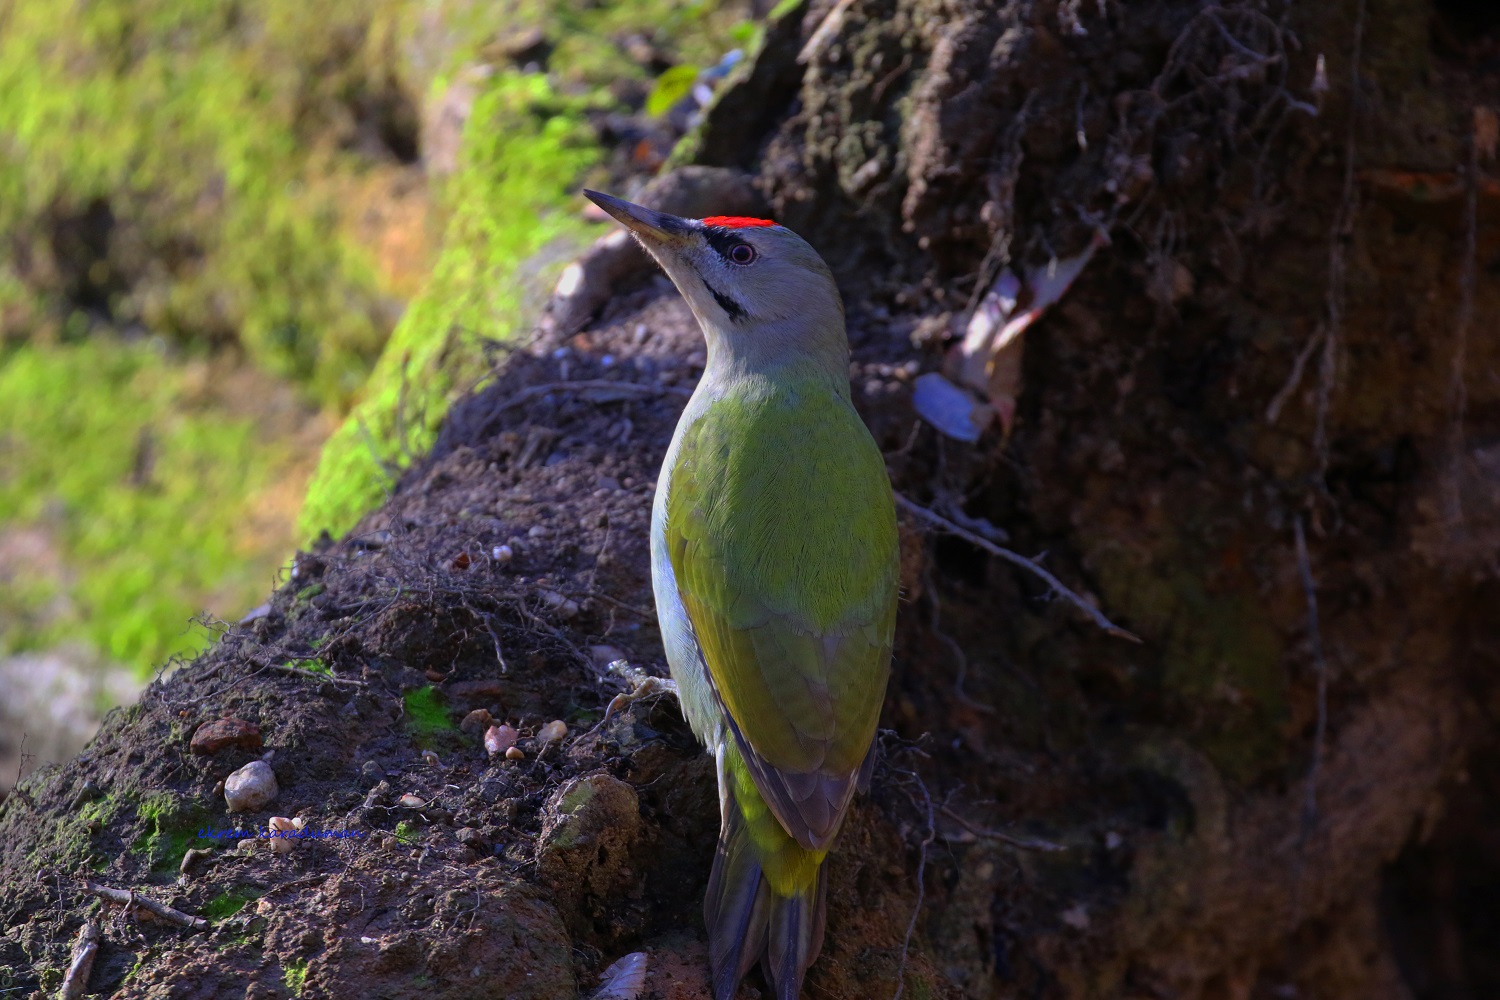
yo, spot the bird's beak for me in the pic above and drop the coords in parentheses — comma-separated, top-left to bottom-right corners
(584, 189, 693, 247)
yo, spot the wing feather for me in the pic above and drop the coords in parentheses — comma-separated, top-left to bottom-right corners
(665, 376, 898, 850)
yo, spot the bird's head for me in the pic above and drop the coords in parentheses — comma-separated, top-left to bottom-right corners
(584, 189, 847, 376)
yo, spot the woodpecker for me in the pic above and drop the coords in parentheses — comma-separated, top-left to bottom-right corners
(585, 190, 898, 1000)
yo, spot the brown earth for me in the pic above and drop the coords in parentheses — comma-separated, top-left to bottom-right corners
(3, 0, 1499, 997)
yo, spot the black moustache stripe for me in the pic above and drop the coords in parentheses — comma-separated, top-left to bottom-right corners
(702, 277, 747, 322)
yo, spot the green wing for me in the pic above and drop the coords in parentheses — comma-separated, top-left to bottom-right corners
(665, 375, 898, 849)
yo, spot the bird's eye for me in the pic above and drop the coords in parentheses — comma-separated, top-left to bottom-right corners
(728, 243, 757, 265)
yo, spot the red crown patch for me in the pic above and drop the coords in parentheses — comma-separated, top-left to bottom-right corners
(700, 216, 778, 229)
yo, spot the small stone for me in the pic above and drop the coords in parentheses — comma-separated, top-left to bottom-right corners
(528, 525, 549, 539)
(505, 746, 525, 761)
(422, 750, 440, 766)
(398, 793, 426, 808)
(1059, 904, 1090, 930)
(237, 839, 258, 853)
(484, 724, 519, 756)
(461, 709, 494, 735)
(456, 827, 489, 852)
(238, 603, 273, 625)
(588, 645, 626, 668)
(538, 719, 568, 744)
(179, 848, 213, 876)
(268, 816, 297, 854)
(492, 544, 513, 563)
(190, 718, 263, 756)
(360, 760, 382, 781)
(538, 591, 579, 619)
(224, 761, 278, 813)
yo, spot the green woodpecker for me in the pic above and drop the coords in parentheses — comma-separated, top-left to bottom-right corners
(584, 190, 899, 1000)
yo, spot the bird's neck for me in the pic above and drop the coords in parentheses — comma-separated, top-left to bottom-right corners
(698, 315, 851, 396)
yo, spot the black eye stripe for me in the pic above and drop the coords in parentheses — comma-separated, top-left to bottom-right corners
(702, 226, 747, 262)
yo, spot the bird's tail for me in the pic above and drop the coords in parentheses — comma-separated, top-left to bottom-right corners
(705, 743, 828, 1000)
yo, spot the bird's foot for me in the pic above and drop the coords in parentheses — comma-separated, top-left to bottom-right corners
(600, 659, 679, 723)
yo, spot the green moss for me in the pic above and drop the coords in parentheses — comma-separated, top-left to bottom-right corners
(1089, 537, 1289, 785)
(131, 790, 206, 873)
(393, 819, 421, 844)
(283, 959, 309, 996)
(203, 888, 262, 920)
(402, 685, 456, 744)
(293, 657, 332, 676)
(0, 338, 306, 671)
(294, 583, 326, 602)
(26, 793, 121, 872)
(299, 71, 601, 539)
(299, 0, 755, 540)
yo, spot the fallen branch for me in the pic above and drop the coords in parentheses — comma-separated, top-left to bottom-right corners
(895, 494, 1141, 643)
(81, 881, 208, 930)
(58, 920, 100, 1000)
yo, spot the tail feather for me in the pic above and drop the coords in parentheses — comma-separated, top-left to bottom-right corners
(706, 745, 828, 1000)
(705, 817, 770, 996)
(762, 864, 828, 1000)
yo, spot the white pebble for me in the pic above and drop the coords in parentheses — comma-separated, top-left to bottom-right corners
(224, 761, 278, 813)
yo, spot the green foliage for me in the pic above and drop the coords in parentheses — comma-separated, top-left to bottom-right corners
(647, 64, 703, 116)
(0, 338, 304, 670)
(393, 819, 421, 843)
(0, 0, 757, 675)
(0, 0, 409, 406)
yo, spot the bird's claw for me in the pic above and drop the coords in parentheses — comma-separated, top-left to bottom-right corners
(601, 660, 679, 723)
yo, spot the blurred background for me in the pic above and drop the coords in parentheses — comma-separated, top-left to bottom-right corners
(0, 0, 765, 795)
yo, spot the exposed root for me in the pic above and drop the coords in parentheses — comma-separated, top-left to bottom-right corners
(888, 763, 935, 1000)
(1442, 115, 1481, 523)
(936, 803, 1066, 853)
(896, 493, 1141, 642)
(1292, 513, 1328, 916)
(1314, 0, 1367, 479)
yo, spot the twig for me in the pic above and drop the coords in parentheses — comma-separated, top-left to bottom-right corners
(1265, 326, 1325, 425)
(937, 804, 1068, 853)
(891, 767, 935, 1000)
(81, 881, 209, 930)
(59, 920, 100, 1000)
(1292, 516, 1328, 886)
(1315, 0, 1366, 476)
(921, 561, 994, 714)
(268, 660, 365, 686)
(895, 494, 1141, 642)
(7, 733, 34, 808)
